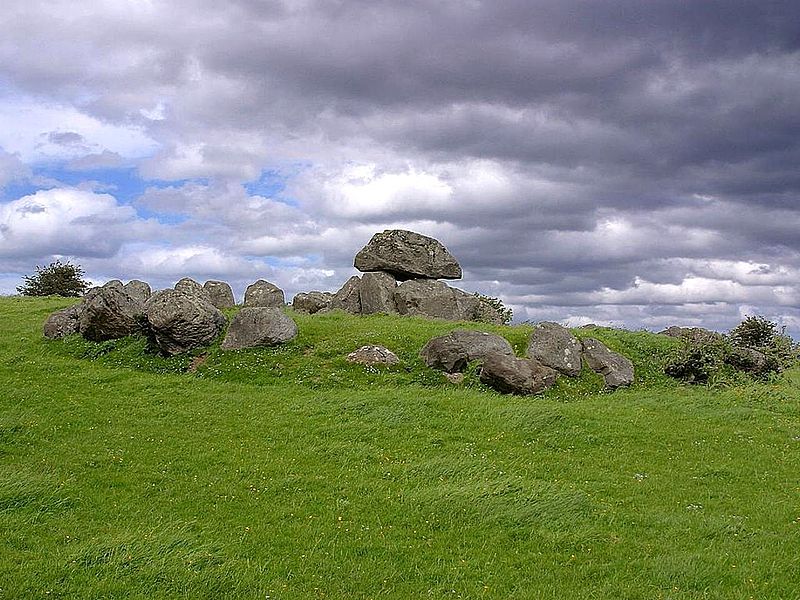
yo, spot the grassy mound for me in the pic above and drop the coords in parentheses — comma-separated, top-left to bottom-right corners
(2, 296, 799, 599)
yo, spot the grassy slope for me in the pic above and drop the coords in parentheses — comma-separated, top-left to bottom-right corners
(1, 296, 799, 599)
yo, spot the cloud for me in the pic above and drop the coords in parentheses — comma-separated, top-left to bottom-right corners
(1, 0, 800, 334)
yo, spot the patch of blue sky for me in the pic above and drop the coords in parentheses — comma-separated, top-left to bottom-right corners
(244, 163, 312, 206)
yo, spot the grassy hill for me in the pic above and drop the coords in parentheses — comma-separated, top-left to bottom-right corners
(2, 296, 799, 599)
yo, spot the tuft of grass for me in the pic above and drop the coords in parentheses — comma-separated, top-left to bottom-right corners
(1, 296, 799, 599)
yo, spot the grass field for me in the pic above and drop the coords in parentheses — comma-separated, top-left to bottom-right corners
(1, 296, 799, 599)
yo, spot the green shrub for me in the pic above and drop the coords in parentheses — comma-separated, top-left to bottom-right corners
(17, 260, 90, 297)
(473, 293, 513, 325)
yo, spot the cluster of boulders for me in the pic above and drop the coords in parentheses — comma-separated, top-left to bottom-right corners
(44, 277, 297, 355)
(420, 322, 634, 395)
(291, 230, 505, 324)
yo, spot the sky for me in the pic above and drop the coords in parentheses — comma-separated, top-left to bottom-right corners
(1, 0, 799, 335)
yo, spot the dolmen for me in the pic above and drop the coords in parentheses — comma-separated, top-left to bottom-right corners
(293, 229, 505, 323)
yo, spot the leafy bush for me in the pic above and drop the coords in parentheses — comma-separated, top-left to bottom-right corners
(473, 293, 513, 325)
(664, 335, 732, 384)
(729, 315, 797, 373)
(17, 260, 90, 297)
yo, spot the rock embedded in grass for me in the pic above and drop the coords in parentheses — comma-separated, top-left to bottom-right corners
(581, 338, 634, 388)
(359, 271, 398, 314)
(527, 322, 582, 377)
(43, 304, 82, 339)
(346, 345, 400, 366)
(144, 289, 227, 355)
(479, 353, 558, 395)
(420, 329, 514, 373)
(330, 276, 362, 314)
(221, 307, 298, 350)
(79, 284, 143, 342)
(292, 291, 334, 314)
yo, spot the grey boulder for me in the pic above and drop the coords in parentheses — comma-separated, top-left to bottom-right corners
(124, 280, 151, 304)
(330, 276, 362, 314)
(43, 304, 82, 339)
(292, 291, 334, 314)
(203, 280, 236, 309)
(359, 271, 397, 314)
(393, 279, 463, 320)
(354, 229, 462, 280)
(144, 290, 226, 355)
(244, 280, 285, 307)
(221, 307, 297, 350)
(174, 277, 206, 297)
(527, 322, 582, 377)
(79, 285, 143, 342)
(346, 345, 400, 366)
(581, 338, 634, 389)
(420, 329, 514, 373)
(479, 354, 558, 395)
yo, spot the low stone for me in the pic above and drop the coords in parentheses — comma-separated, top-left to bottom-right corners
(124, 280, 151, 304)
(221, 307, 297, 350)
(725, 346, 770, 376)
(658, 326, 722, 343)
(292, 291, 334, 314)
(330, 276, 362, 314)
(527, 322, 582, 377)
(346, 345, 400, 366)
(420, 329, 514, 373)
(43, 304, 82, 339)
(359, 271, 397, 314)
(444, 372, 465, 385)
(175, 277, 206, 296)
(203, 280, 236, 309)
(479, 353, 558, 395)
(79, 285, 143, 342)
(581, 338, 634, 389)
(144, 290, 226, 355)
(354, 229, 462, 280)
(243, 280, 285, 307)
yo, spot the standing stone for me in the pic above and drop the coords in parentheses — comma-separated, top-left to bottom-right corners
(292, 291, 334, 314)
(124, 280, 151, 305)
(330, 276, 362, 314)
(359, 272, 397, 314)
(79, 285, 143, 342)
(451, 288, 504, 324)
(354, 229, 462, 280)
(420, 329, 514, 373)
(221, 307, 297, 350)
(527, 322, 582, 377)
(43, 304, 82, 339)
(203, 280, 236, 309)
(393, 279, 462, 320)
(581, 338, 634, 389)
(144, 290, 226, 355)
(479, 354, 558, 395)
(243, 280, 285, 307)
(175, 277, 206, 297)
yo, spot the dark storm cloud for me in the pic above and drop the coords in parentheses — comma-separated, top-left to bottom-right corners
(2, 0, 800, 333)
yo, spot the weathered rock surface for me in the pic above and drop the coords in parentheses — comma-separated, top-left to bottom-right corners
(43, 304, 82, 339)
(330, 276, 362, 313)
(175, 277, 206, 296)
(527, 322, 582, 377)
(346, 345, 400, 366)
(479, 354, 558, 395)
(221, 307, 297, 350)
(420, 329, 514, 373)
(451, 288, 504, 324)
(393, 279, 462, 320)
(581, 338, 634, 388)
(354, 229, 462, 280)
(243, 280, 285, 307)
(359, 271, 397, 314)
(124, 280, 151, 304)
(79, 285, 143, 342)
(724, 346, 770, 376)
(144, 290, 226, 355)
(292, 291, 334, 314)
(203, 280, 236, 309)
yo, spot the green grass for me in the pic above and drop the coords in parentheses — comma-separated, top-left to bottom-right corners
(1, 296, 799, 599)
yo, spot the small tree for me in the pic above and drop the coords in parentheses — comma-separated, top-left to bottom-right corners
(473, 293, 514, 325)
(17, 260, 90, 297)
